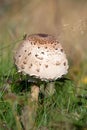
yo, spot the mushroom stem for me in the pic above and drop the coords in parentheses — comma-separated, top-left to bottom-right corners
(45, 82, 55, 96)
(21, 85, 40, 130)
(31, 85, 40, 101)
(40, 82, 55, 97)
(21, 104, 38, 130)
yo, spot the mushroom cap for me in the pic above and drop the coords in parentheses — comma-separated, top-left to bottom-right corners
(14, 34, 69, 81)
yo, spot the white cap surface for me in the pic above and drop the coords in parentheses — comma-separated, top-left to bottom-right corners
(14, 34, 69, 81)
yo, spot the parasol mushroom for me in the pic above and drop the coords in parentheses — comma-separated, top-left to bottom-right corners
(14, 33, 69, 100)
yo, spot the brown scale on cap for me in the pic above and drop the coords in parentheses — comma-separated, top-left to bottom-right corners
(36, 69, 40, 72)
(61, 48, 63, 52)
(56, 61, 61, 66)
(27, 34, 59, 48)
(45, 64, 48, 68)
(14, 33, 69, 81)
(29, 63, 33, 69)
(18, 55, 21, 57)
(63, 62, 66, 66)
(21, 64, 25, 69)
(28, 52, 31, 56)
(23, 61, 27, 64)
(35, 54, 43, 60)
(24, 50, 27, 52)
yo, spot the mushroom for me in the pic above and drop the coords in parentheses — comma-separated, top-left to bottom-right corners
(14, 33, 69, 100)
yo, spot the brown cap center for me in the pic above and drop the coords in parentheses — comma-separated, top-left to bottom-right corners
(37, 34, 49, 37)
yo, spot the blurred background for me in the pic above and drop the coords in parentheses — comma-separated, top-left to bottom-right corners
(0, 0, 87, 82)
